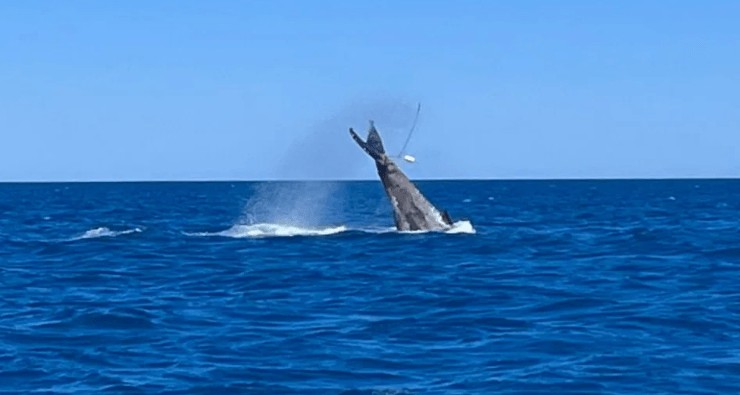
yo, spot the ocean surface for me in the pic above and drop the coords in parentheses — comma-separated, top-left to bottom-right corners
(1, 180, 739, 394)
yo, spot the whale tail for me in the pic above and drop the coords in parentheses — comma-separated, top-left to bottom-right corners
(365, 121, 386, 155)
(349, 120, 386, 161)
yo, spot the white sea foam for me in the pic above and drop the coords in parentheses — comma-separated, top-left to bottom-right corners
(187, 220, 475, 239)
(446, 220, 476, 234)
(397, 220, 476, 235)
(74, 227, 142, 240)
(187, 223, 348, 238)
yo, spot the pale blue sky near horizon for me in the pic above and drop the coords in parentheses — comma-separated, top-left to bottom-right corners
(1, 1, 738, 181)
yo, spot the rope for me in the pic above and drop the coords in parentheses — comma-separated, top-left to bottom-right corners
(397, 102, 421, 157)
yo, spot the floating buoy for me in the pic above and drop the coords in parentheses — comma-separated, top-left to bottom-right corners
(403, 154, 416, 163)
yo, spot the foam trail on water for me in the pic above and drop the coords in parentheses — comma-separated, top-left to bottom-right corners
(186, 221, 474, 239)
(187, 223, 348, 238)
(73, 227, 142, 240)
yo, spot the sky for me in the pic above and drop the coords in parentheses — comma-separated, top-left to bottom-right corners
(1, 1, 738, 181)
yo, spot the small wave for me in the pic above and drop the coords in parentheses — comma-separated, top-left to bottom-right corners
(73, 227, 142, 240)
(187, 223, 348, 238)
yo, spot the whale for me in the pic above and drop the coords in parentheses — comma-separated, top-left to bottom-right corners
(349, 121, 454, 231)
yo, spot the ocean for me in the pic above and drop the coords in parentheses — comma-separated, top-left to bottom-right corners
(1, 180, 739, 394)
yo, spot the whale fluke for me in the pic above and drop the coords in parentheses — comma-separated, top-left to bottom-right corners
(349, 121, 455, 231)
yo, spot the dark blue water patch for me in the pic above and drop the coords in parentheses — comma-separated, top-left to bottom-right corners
(1, 180, 740, 394)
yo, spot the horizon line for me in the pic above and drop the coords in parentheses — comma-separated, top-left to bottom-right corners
(1, 176, 738, 184)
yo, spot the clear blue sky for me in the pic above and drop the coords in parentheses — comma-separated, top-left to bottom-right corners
(1, 1, 738, 181)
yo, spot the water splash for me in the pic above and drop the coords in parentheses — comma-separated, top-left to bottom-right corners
(187, 221, 475, 239)
(73, 227, 142, 240)
(187, 223, 348, 238)
(239, 181, 344, 228)
(446, 220, 476, 234)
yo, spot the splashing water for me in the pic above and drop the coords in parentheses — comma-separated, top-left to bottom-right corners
(73, 227, 142, 240)
(240, 181, 344, 228)
(446, 220, 476, 234)
(188, 223, 348, 238)
(187, 220, 475, 239)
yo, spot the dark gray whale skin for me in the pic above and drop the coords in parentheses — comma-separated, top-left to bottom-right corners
(349, 121, 454, 231)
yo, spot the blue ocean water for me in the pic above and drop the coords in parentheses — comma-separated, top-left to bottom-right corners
(1, 180, 739, 394)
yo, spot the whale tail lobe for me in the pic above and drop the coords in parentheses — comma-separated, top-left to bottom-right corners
(349, 120, 386, 161)
(365, 121, 385, 155)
